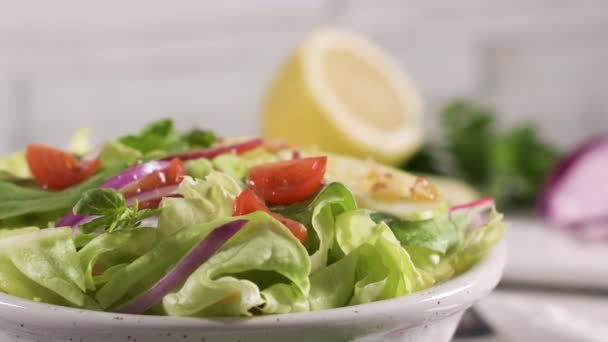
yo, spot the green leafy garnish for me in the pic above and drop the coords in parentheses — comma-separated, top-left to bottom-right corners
(118, 119, 216, 155)
(73, 188, 160, 234)
(0, 165, 126, 228)
(403, 99, 559, 210)
(370, 211, 462, 254)
(184, 129, 216, 148)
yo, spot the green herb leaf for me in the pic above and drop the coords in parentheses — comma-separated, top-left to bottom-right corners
(73, 188, 126, 216)
(184, 129, 216, 148)
(117, 119, 216, 156)
(73, 189, 161, 233)
(0, 165, 126, 228)
(402, 99, 559, 210)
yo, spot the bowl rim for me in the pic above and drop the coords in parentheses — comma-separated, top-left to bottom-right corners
(0, 241, 506, 329)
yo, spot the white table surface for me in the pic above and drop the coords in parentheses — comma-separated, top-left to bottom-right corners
(456, 216, 608, 342)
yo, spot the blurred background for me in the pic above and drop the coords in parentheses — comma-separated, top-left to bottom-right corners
(1, 1, 607, 341)
(0, 0, 606, 152)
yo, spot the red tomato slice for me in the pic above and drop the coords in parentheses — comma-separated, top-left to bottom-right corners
(26, 144, 100, 190)
(233, 188, 308, 243)
(122, 158, 185, 197)
(248, 156, 327, 205)
(277, 217, 308, 244)
(233, 188, 269, 216)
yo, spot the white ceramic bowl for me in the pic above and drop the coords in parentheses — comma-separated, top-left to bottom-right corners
(0, 241, 506, 342)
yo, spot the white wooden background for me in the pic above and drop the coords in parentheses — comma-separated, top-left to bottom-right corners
(0, 0, 607, 153)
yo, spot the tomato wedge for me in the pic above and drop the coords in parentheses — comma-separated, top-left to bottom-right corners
(121, 158, 185, 197)
(233, 188, 308, 243)
(26, 144, 100, 190)
(248, 156, 327, 205)
(233, 187, 269, 215)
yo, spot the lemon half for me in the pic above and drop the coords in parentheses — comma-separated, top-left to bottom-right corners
(262, 28, 424, 165)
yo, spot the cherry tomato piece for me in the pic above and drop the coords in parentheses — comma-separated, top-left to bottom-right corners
(232, 188, 308, 243)
(121, 158, 185, 197)
(248, 156, 327, 205)
(26, 144, 100, 190)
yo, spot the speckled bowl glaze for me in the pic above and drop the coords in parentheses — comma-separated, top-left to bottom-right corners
(0, 241, 505, 342)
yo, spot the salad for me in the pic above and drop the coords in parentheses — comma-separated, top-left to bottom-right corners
(0, 120, 504, 317)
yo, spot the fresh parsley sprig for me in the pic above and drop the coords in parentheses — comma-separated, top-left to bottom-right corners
(118, 119, 216, 155)
(403, 99, 559, 210)
(73, 188, 161, 234)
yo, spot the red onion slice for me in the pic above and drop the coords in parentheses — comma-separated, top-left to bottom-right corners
(116, 219, 248, 314)
(540, 136, 608, 230)
(125, 185, 179, 206)
(450, 197, 495, 213)
(57, 160, 170, 228)
(450, 197, 495, 229)
(161, 138, 263, 161)
(102, 161, 170, 189)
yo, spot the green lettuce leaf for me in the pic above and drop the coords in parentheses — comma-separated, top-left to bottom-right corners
(98, 141, 142, 167)
(274, 182, 356, 272)
(212, 154, 249, 181)
(78, 228, 159, 290)
(163, 212, 310, 317)
(370, 210, 463, 254)
(68, 128, 93, 156)
(0, 227, 90, 307)
(95, 217, 234, 309)
(331, 209, 426, 303)
(349, 224, 425, 305)
(211, 148, 279, 181)
(157, 173, 242, 236)
(449, 207, 505, 275)
(0, 152, 30, 180)
(404, 207, 505, 285)
(184, 158, 213, 179)
(0, 164, 126, 229)
(262, 212, 426, 313)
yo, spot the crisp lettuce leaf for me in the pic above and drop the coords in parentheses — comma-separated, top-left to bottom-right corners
(403, 245, 453, 285)
(259, 283, 309, 314)
(350, 224, 424, 305)
(305, 249, 360, 311)
(157, 173, 242, 236)
(370, 210, 463, 254)
(0, 227, 90, 307)
(163, 212, 310, 317)
(212, 154, 249, 180)
(274, 182, 356, 272)
(184, 158, 213, 179)
(334, 209, 377, 255)
(210, 147, 279, 181)
(95, 217, 233, 309)
(98, 141, 142, 167)
(68, 128, 93, 156)
(449, 207, 505, 275)
(0, 152, 30, 180)
(331, 209, 425, 303)
(404, 207, 505, 285)
(78, 228, 159, 290)
(262, 212, 426, 313)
